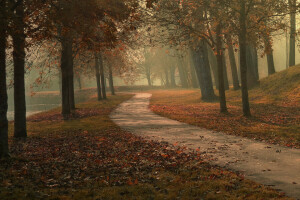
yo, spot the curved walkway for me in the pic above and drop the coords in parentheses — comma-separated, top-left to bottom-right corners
(110, 93, 300, 199)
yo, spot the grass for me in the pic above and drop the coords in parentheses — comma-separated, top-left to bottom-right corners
(150, 66, 300, 148)
(0, 93, 292, 199)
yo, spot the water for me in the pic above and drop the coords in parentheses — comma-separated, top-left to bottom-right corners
(7, 104, 60, 121)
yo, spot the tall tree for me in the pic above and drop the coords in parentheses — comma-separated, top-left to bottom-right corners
(95, 53, 102, 101)
(226, 36, 240, 90)
(289, 0, 296, 67)
(192, 41, 217, 101)
(99, 53, 107, 99)
(170, 65, 176, 87)
(0, 0, 9, 157)
(239, 0, 251, 116)
(12, 0, 27, 137)
(216, 23, 227, 113)
(60, 36, 72, 117)
(177, 57, 188, 88)
(108, 62, 115, 95)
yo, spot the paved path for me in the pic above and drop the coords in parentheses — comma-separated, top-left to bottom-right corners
(110, 93, 300, 199)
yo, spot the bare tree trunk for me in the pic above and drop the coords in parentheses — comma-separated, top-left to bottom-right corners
(60, 37, 71, 118)
(178, 57, 188, 88)
(13, 0, 27, 137)
(188, 54, 199, 88)
(227, 36, 240, 90)
(68, 41, 75, 110)
(94, 53, 102, 101)
(98, 53, 106, 99)
(108, 63, 115, 95)
(267, 53, 276, 75)
(239, 0, 251, 117)
(216, 24, 227, 113)
(0, 2, 9, 157)
(262, 20, 276, 75)
(170, 65, 176, 87)
(222, 44, 230, 90)
(164, 67, 170, 87)
(246, 46, 259, 87)
(289, 0, 296, 67)
(207, 46, 219, 89)
(58, 70, 62, 96)
(192, 40, 216, 101)
(77, 75, 82, 90)
(145, 64, 151, 86)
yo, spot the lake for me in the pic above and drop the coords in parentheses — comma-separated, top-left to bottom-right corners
(7, 104, 60, 121)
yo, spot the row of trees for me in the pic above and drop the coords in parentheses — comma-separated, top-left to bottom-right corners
(144, 0, 298, 116)
(0, 0, 140, 158)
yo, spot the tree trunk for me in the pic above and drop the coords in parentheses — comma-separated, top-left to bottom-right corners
(216, 24, 227, 113)
(239, 0, 251, 117)
(145, 65, 151, 86)
(182, 58, 191, 87)
(178, 57, 188, 88)
(267, 53, 276, 75)
(164, 67, 170, 87)
(59, 70, 62, 96)
(246, 46, 259, 87)
(0, 3, 9, 157)
(98, 53, 106, 99)
(227, 36, 240, 90)
(170, 65, 176, 87)
(94, 53, 102, 101)
(191, 40, 216, 101)
(13, 0, 27, 138)
(207, 45, 219, 89)
(263, 23, 276, 75)
(77, 75, 82, 90)
(222, 50, 230, 90)
(68, 42, 75, 110)
(60, 37, 71, 118)
(289, 0, 296, 67)
(188, 56, 199, 88)
(108, 63, 115, 95)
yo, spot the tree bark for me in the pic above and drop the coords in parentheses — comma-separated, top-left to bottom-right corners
(94, 53, 102, 101)
(68, 42, 75, 110)
(289, 0, 296, 67)
(178, 57, 188, 88)
(170, 65, 176, 87)
(263, 22, 276, 75)
(60, 37, 71, 118)
(188, 54, 199, 88)
(145, 64, 151, 86)
(192, 40, 216, 101)
(0, 2, 9, 157)
(246, 46, 259, 87)
(98, 53, 106, 99)
(221, 44, 230, 90)
(207, 45, 219, 89)
(77, 75, 82, 90)
(108, 63, 115, 95)
(267, 53, 276, 75)
(13, 0, 27, 137)
(239, 0, 251, 117)
(164, 67, 170, 87)
(216, 24, 227, 113)
(227, 36, 240, 90)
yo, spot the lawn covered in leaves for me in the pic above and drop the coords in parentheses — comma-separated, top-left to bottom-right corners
(0, 94, 291, 199)
(150, 66, 300, 149)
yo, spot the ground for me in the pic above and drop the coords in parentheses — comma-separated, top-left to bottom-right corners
(0, 94, 291, 199)
(150, 66, 300, 148)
